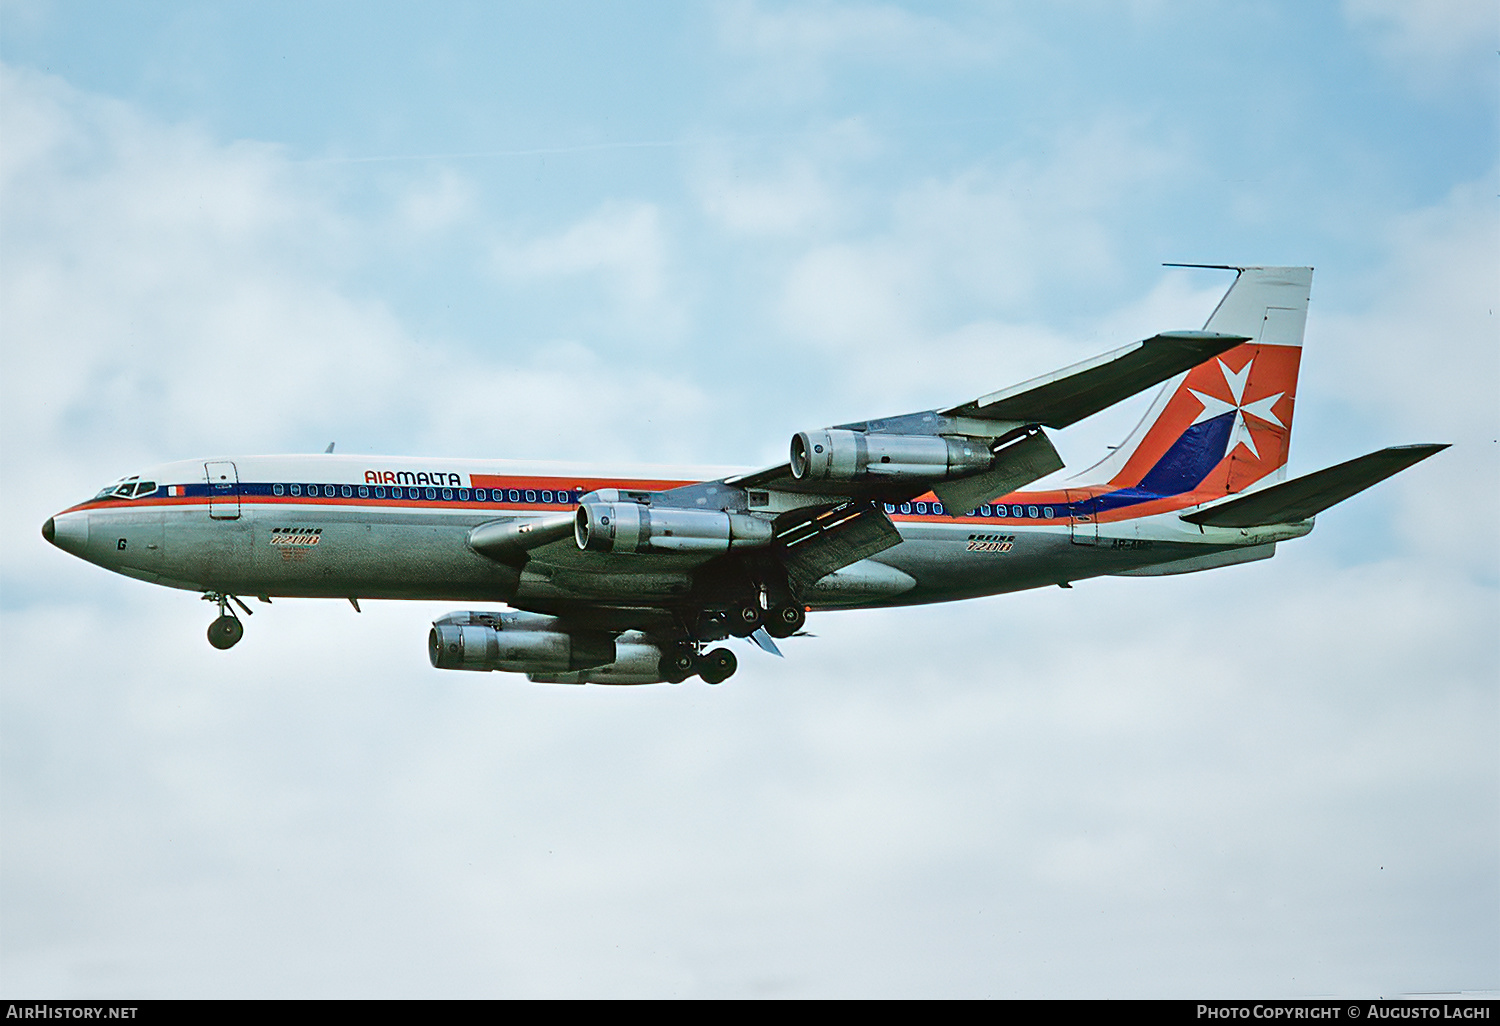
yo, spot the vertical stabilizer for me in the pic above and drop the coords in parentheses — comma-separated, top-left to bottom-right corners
(1075, 266, 1312, 498)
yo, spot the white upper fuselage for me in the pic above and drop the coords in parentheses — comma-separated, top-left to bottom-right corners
(46, 453, 1309, 612)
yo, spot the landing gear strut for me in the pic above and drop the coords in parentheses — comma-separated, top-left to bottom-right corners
(203, 592, 249, 649)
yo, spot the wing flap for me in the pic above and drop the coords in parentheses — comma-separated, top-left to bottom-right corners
(777, 502, 903, 593)
(1180, 444, 1447, 528)
(932, 429, 1065, 513)
(943, 331, 1250, 428)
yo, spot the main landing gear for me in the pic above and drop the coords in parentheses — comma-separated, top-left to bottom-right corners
(203, 592, 252, 649)
(724, 590, 805, 640)
(657, 642, 738, 685)
(764, 602, 806, 639)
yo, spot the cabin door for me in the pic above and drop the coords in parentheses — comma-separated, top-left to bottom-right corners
(205, 461, 241, 520)
(1066, 489, 1098, 546)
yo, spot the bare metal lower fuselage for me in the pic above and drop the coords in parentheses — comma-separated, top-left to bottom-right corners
(46, 456, 1311, 616)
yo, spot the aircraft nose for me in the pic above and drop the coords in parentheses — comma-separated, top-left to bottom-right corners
(45, 511, 90, 554)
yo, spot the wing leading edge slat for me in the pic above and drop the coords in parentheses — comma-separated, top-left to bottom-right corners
(943, 331, 1250, 427)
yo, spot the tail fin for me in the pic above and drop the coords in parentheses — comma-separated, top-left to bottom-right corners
(1077, 266, 1312, 499)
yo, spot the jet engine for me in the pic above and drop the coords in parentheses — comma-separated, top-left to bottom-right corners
(525, 637, 670, 685)
(428, 610, 615, 673)
(789, 429, 992, 484)
(574, 502, 773, 554)
(429, 615, 690, 686)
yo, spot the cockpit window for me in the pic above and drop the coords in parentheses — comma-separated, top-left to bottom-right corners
(92, 476, 156, 501)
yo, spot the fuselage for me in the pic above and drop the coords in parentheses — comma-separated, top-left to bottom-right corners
(44, 454, 1312, 612)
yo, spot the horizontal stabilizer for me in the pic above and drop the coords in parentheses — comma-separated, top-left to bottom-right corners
(1180, 444, 1448, 528)
(943, 331, 1250, 428)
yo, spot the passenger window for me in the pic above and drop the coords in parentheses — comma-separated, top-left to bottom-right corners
(358, 486, 369, 498)
(541, 490, 553, 503)
(508, 489, 520, 502)
(474, 489, 485, 501)
(425, 488, 436, 500)
(1027, 506, 1038, 518)
(290, 484, 301, 496)
(442, 488, 453, 500)
(915, 502, 927, 514)
(374, 487, 386, 498)
(341, 485, 353, 498)
(525, 490, 536, 502)
(273, 484, 285, 497)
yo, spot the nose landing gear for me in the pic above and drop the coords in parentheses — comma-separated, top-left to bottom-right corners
(203, 592, 251, 649)
(208, 614, 243, 649)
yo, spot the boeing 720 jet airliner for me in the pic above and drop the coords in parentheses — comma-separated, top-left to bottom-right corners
(43, 266, 1445, 685)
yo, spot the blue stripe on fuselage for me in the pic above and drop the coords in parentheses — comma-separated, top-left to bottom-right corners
(1092, 412, 1233, 515)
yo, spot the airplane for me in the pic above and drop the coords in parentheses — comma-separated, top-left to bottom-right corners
(42, 266, 1446, 686)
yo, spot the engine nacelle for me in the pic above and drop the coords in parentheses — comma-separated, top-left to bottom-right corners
(575, 502, 773, 554)
(525, 639, 669, 685)
(789, 429, 992, 483)
(428, 611, 615, 673)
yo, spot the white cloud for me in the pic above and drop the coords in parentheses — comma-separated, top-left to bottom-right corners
(2, 11, 1495, 996)
(0, 66, 718, 593)
(1344, 0, 1498, 92)
(718, 0, 994, 67)
(491, 201, 686, 339)
(693, 151, 841, 237)
(1310, 167, 1500, 575)
(767, 120, 1189, 419)
(396, 168, 478, 234)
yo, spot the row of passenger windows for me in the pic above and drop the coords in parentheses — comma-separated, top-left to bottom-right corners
(884, 501, 1058, 519)
(269, 484, 579, 504)
(104, 480, 1061, 517)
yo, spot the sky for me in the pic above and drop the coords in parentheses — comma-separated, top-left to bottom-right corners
(1, 0, 1496, 999)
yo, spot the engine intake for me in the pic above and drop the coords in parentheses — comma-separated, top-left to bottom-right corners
(789, 429, 992, 483)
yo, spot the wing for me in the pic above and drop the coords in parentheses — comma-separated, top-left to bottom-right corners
(725, 330, 1249, 498)
(941, 331, 1251, 426)
(471, 329, 1251, 613)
